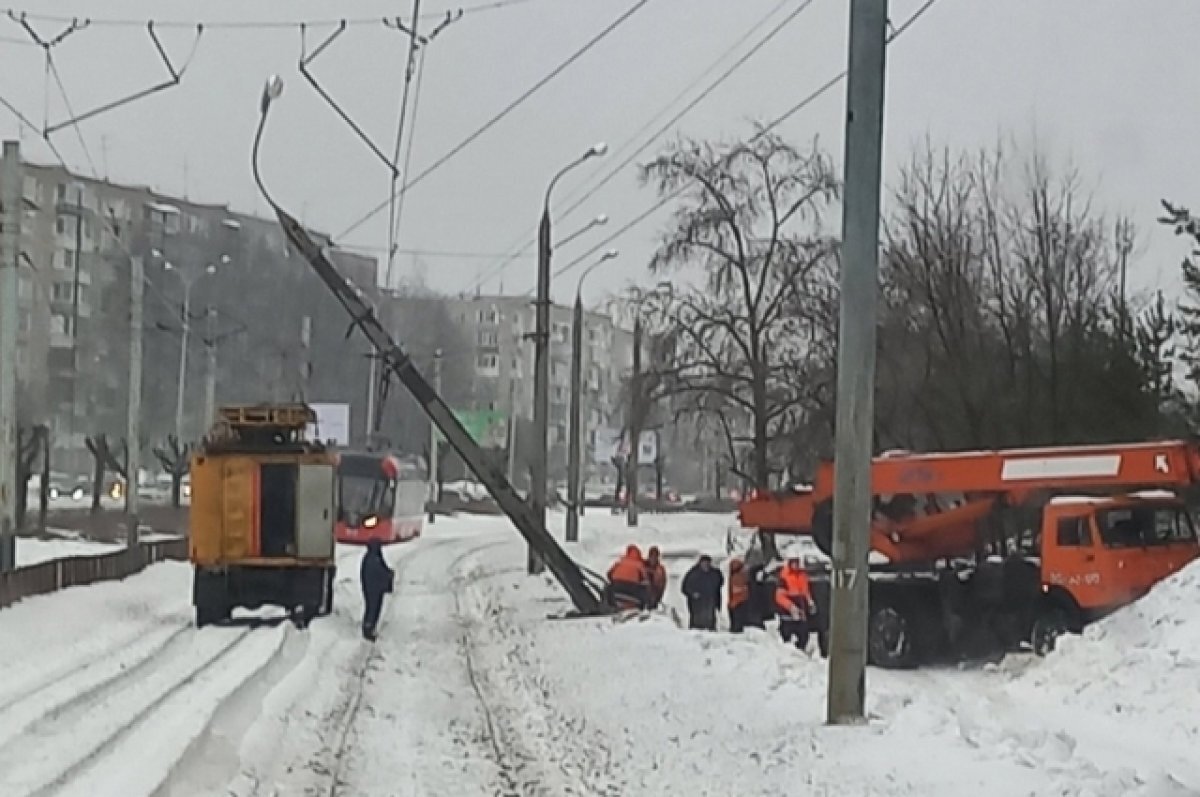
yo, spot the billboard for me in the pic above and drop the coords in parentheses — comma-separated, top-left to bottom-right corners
(309, 402, 351, 446)
(593, 428, 657, 464)
(436, 408, 509, 448)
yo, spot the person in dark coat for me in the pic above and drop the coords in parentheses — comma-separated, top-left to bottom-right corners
(681, 554, 723, 631)
(360, 539, 394, 640)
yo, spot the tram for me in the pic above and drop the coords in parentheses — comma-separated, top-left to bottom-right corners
(335, 450, 427, 544)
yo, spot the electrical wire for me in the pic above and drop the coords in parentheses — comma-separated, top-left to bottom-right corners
(0, 0, 548, 30)
(467, 0, 815, 294)
(334, 0, 656, 243)
(550, 0, 945, 282)
(387, 46, 430, 287)
(386, 0, 424, 289)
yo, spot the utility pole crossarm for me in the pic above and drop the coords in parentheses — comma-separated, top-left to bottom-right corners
(273, 207, 606, 614)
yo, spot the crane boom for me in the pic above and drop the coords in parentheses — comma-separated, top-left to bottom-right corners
(273, 208, 606, 615)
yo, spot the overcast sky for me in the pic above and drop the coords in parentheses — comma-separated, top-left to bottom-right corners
(1, 0, 1196, 306)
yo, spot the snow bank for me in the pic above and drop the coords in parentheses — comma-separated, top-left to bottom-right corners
(14, 537, 124, 567)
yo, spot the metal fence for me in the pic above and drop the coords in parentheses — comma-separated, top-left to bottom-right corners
(0, 538, 189, 610)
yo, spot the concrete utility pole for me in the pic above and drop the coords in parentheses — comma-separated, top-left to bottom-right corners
(69, 183, 84, 439)
(203, 307, 217, 431)
(566, 249, 617, 543)
(298, 314, 312, 401)
(364, 350, 378, 447)
(0, 141, 20, 572)
(126, 255, 144, 549)
(530, 202, 550, 575)
(533, 144, 607, 574)
(827, 0, 889, 726)
(428, 348, 441, 524)
(566, 294, 584, 543)
(506, 378, 518, 485)
(626, 316, 642, 528)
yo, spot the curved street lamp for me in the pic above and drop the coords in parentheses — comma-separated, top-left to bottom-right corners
(529, 143, 607, 571)
(565, 248, 619, 541)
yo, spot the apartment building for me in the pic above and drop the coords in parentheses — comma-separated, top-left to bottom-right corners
(443, 294, 634, 471)
(6, 155, 378, 473)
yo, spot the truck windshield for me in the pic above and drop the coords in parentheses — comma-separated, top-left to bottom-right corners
(1096, 505, 1197, 548)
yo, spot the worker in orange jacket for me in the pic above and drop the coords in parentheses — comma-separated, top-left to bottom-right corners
(606, 544, 649, 610)
(644, 546, 667, 609)
(728, 557, 751, 632)
(775, 557, 815, 650)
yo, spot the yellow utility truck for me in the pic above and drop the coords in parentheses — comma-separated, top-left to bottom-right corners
(189, 404, 337, 627)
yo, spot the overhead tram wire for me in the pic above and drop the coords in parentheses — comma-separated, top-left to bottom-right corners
(0, 0, 552, 29)
(552, 0, 945, 281)
(467, 0, 818, 295)
(385, 0, 424, 289)
(333, 0, 656, 244)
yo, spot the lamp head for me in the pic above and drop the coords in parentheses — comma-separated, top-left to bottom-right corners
(260, 75, 284, 114)
(588, 142, 608, 158)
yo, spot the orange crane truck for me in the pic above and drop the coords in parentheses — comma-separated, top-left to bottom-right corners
(739, 441, 1200, 667)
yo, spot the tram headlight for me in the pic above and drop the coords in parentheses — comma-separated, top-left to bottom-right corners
(363, 515, 379, 529)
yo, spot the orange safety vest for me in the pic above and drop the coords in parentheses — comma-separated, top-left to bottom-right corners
(728, 562, 750, 609)
(775, 566, 812, 615)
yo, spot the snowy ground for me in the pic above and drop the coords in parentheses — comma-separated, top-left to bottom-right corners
(0, 512, 1196, 796)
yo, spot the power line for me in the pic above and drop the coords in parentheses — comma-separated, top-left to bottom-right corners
(468, 0, 816, 294)
(0, 0, 550, 30)
(334, 0, 656, 243)
(552, 0, 945, 282)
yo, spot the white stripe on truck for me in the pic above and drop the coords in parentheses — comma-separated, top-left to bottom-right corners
(1000, 454, 1122, 481)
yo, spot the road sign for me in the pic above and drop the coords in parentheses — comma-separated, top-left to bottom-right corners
(308, 402, 350, 445)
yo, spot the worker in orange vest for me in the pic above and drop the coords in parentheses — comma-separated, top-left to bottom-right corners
(644, 546, 667, 609)
(606, 544, 649, 610)
(728, 557, 751, 632)
(775, 557, 816, 650)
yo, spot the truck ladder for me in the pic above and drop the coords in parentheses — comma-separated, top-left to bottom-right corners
(272, 208, 607, 615)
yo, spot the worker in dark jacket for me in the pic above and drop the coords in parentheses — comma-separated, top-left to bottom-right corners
(360, 539, 394, 640)
(681, 554, 723, 630)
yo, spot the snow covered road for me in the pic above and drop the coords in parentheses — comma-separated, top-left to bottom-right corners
(1, 512, 1197, 796)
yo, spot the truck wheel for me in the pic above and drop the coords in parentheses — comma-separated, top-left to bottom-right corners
(196, 602, 228, 628)
(1031, 607, 1071, 656)
(868, 602, 916, 668)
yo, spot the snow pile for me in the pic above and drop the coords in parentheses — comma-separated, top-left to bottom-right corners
(14, 537, 123, 567)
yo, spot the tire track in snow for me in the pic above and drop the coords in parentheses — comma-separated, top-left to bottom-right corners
(0, 624, 288, 797)
(0, 622, 193, 749)
(452, 567, 626, 797)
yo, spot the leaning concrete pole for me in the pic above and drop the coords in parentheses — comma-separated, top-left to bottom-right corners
(0, 141, 21, 572)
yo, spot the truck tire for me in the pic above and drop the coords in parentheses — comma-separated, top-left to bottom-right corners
(868, 600, 917, 669)
(1031, 605, 1072, 656)
(196, 602, 229, 628)
(811, 501, 834, 557)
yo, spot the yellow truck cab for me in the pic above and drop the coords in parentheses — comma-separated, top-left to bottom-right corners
(189, 404, 337, 627)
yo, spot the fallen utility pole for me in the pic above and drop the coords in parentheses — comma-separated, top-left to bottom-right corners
(273, 208, 607, 614)
(827, 0, 889, 725)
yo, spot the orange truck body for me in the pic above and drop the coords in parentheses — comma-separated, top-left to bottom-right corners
(738, 440, 1200, 666)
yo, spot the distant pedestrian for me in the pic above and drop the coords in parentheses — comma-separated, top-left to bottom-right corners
(681, 554, 723, 631)
(644, 546, 668, 609)
(360, 539, 394, 640)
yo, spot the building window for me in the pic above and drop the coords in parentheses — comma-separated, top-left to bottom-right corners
(476, 353, 500, 373)
(51, 282, 74, 302)
(18, 311, 30, 333)
(51, 312, 74, 337)
(53, 249, 72, 271)
(478, 330, 498, 347)
(55, 215, 70, 236)
(553, 323, 570, 343)
(17, 275, 32, 300)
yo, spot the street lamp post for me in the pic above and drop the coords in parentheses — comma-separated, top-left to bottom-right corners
(530, 143, 609, 576)
(162, 255, 223, 443)
(566, 248, 618, 543)
(531, 142, 607, 574)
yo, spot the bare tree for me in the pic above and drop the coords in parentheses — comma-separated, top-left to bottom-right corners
(639, 128, 839, 490)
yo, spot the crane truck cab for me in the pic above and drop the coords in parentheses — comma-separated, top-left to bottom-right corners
(1034, 491, 1198, 651)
